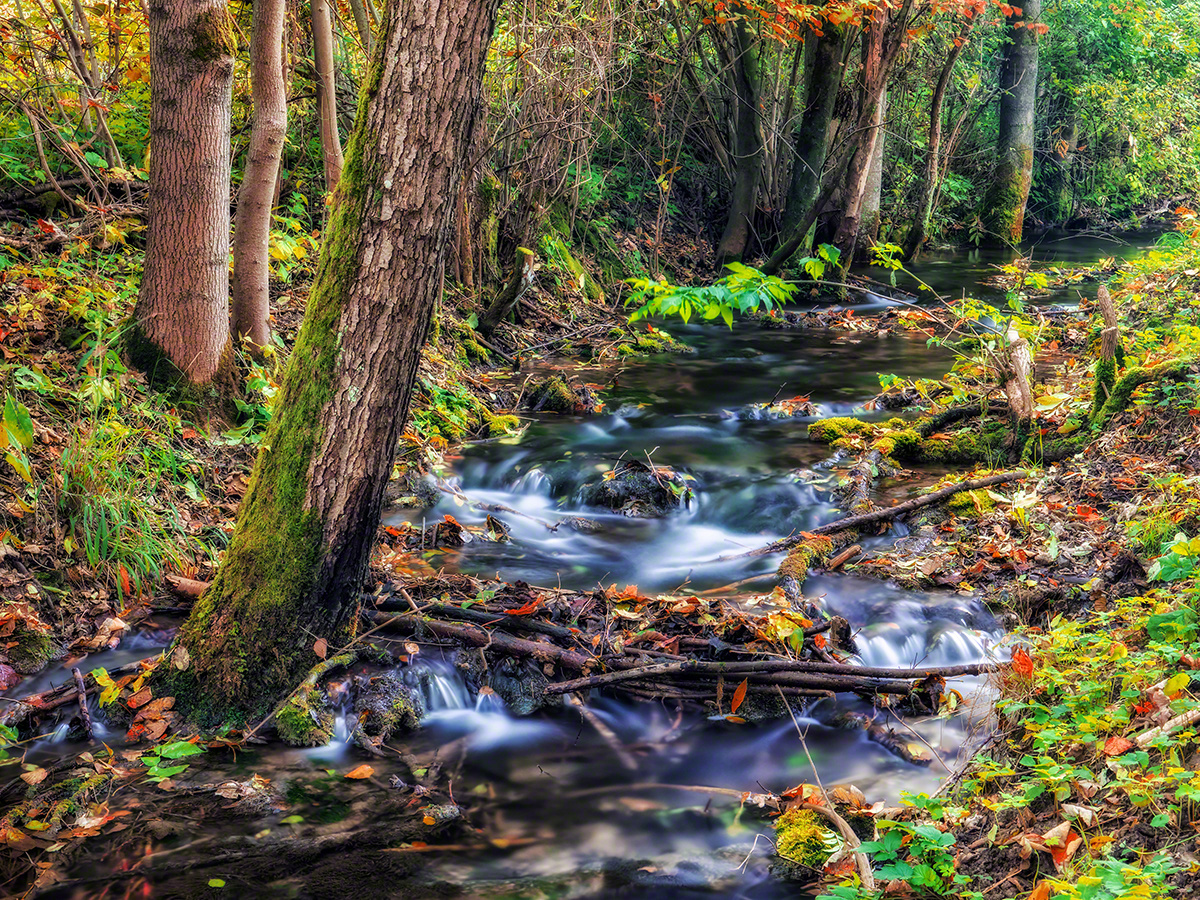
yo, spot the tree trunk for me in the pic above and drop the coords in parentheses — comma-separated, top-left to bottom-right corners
(982, 0, 1040, 243)
(856, 91, 885, 255)
(830, 0, 913, 267)
(132, 0, 235, 387)
(902, 18, 970, 262)
(312, 0, 344, 190)
(776, 26, 849, 256)
(169, 0, 501, 721)
(231, 0, 288, 351)
(347, 0, 373, 50)
(714, 17, 762, 266)
(478, 248, 537, 338)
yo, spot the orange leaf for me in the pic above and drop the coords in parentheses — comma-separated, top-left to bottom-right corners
(118, 565, 131, 596)
(506, 597, 542, 616)
(1103, 735, 1135, 757)
(731, 678, 748, 715)
(1029, 882, 1052, 900)
(1012, 647, 1034, 679)
(344, 764, 374, 779)
(313, 637, 328, 660)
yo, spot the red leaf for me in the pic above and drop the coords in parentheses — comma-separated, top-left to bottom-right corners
(313, 638, 328, 660)
(505, 598, 542, 616)
(1012, 647, 1034, 679)
(731, 678, 748, 715)
(1103, 735, 1135, 757)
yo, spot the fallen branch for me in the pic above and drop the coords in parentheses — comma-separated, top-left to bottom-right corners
(722, 470, 1027, 560)
(71, 667, 93, 742)
(1135, 707, 1200, 749)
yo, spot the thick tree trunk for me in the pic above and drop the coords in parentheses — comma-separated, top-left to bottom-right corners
(231, 0, 288, 351)
(714, 18, 762, 266)
(982, 0, 1040, 243)
(132, 0, 235, 386)
(776, 26, 849, 253)
(902, 18, 970, 262)
(170, 0, 501, 721)
(312, 0, 344, 190)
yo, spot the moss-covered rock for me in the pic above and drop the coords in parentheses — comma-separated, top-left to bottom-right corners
(773, 808, 835, 868)
(4, 623, 58, 675)
(947, 489, 996, 518)
(580, 459, 689, 518)
(807, 417, 874, 443)
(351, 672, 422, 752)
(275, 691, 336, 747)
(523, 375, 600, 415)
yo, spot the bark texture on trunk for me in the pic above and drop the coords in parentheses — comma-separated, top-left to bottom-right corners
(714, 18, 762, 266)
(902, 18, 970, 261)
(171, 0, 501, 720)
(982, 0, 1040, 243)
(856, 91, 885, 255)
(231, 0, 288, 350)
(133, 0, 235, 386)
(830, 0, 912, 267)
(312, 0, 344, 189)
(777, 26, 848, 250)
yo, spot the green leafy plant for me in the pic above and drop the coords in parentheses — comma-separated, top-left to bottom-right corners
(1147, 531, 1200, 582)
(140, 740, 204, 782)
(625, 262, 799, 327)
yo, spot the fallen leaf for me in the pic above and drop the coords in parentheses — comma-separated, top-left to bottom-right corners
(1103, 735, 1135, 757)
(313, 638, 328, 660)
(1012, 647, 1034, 679)
(344, 764, 374, 780)
(731, 678, 748, 715)
(20, 768, 46, 785)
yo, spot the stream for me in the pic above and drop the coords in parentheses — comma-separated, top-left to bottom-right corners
(14, 230, 1162, 898)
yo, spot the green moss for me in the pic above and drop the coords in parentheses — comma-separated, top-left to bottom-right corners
(1092, 359, 1191, 426)
(947, 489, 996, 518)
(274, 694, 335, 747)
(871, 428, 921, 460)
(777, 535, 835, 589)
(6, 625, 57, 675)
(461, 339, 491, 364)
(486, 413, 520, 436)
(1091, 357, 1117, 418)
(808, 417, 873, 443)
(773, 808, 834, 867)
(191, 6, 238, 62)
(527, 375, 579, 414)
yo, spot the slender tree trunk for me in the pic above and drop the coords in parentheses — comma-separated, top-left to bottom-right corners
(132, 0, 235, 387)
(312, 0, 344, 189)
(1046, 109, 1077, 224)
(231, 0, 288, 351)
(982, 0, 1040, 243)
(777, 26, 849, 251)
(347, 0, 373, 50)
(714, 17, 762, 266)
(831, 0, 913, 267)
(169, 0, 501, 720)
(856, 91, 885, 254)
(902, 17, 971, 261)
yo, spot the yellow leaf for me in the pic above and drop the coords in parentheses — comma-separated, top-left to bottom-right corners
(1165, 672, 1190, 696)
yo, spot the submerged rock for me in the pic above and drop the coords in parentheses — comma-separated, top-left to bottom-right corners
(351, 672, 423, 753)
(523, 375, 601, 415)
(579, 458, 691, 517)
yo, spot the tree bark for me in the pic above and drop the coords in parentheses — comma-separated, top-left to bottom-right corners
(982, 0, 1040, 243)
(346, 0, 373, 50)
(231, 0, 288, 351)
(312, 0, 344, 190)
(714, 17, 762, 266)
(830, 0, 912, 268)
(132, 0, 235, 386)
(856, 90, 885, 254)
(169, 0, 501, 721)
(776, 25, 849, 257)
(478, 247, 537, 338)
(902, 17, 971, 262)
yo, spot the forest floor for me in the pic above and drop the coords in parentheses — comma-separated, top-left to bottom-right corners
(0, 216, 1198, 897)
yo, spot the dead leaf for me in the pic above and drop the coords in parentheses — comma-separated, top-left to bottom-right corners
(344, 764, 374, 780)
(127, 687, 152, 709)
(313, 638, 328, 660)
(20, 768, 46, 785)
(1103, 735, 1135, 757)
(1012, 647, 1034, 679)
(171, 645, 190, 671)
(731, 678, 748, 715)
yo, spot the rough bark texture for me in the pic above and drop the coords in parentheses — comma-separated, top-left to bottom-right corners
(857, 91, 885, 254)
(982, 0, 1040, 243)
(830, 0, 912, 267)
(133, 0, 235, 386)
(231, 0, 288, 350)
(902, 18, 970, 262)
(478, 247, 537, 337)
(170, 0, 501, 721)
(312, 0, 344, 190)
(714, 17, 762, 266)
(776, 26, 848, 260)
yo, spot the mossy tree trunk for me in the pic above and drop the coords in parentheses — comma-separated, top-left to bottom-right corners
(170, 0, 501, 721)
(982, 0, 1040, 243)
(133, 0, 235, 386)
(231, 0, 287, 351)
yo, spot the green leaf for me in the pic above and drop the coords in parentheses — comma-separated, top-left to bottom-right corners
(3, 395, 33, 449)
(146, 763, 188, 778)
(280, 815, 305, 824)
(157, 740, 205, 760)
(208, 879, 226, 888)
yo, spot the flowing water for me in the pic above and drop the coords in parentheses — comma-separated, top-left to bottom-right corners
(14, 231, 1163, 898)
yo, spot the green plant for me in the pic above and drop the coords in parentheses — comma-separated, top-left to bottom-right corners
(1147, 531, 1200, 582)
(625, 262, 799, 326)
(858, 819, 965, 895)
(140, 740, 204, 782)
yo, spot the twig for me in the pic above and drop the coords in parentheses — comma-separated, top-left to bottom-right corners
(567, 693, 638, 771)
(71, 668, 93, 742)
(720, 470, 1028, 560)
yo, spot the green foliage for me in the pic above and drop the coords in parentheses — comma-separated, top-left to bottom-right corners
(1146, 532, 1200, 583)
(625, 262, 799, 327)
(140, 740, 205, 782)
